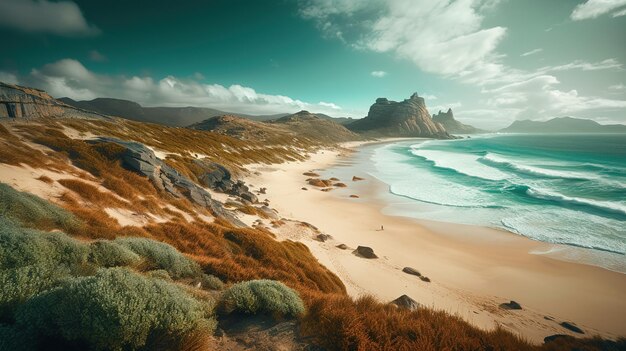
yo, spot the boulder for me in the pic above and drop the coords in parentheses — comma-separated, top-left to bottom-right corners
(543, 335, 574, 344)
(499, 301, 522, 310)
(402, 267, 421, 277)
(301, 187, 308, 191)
(419, 276, 431, 282)
(316, 234, 332, 242)
(352, 176, 364, 181)
(390, 295, 421, 310)
(329, 177, 340, 181)
(303, 172, 319, 177)
(336, 244, 348, 250)
(240, 191, 258, 204)
(334, 183, 347, 187)
(257, 206, 279, 220)
(308, 178, 333, 187)
(349, 194, 359, 198)
(355, 246, 378, 259)
(560, 322, 584, 334)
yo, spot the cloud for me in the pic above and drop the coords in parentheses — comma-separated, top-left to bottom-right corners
(484, 75, 626, 120)
(422, 94, 438, 100)
(0, 0, 99, 36)
(0, 72, 19, 85)
(570, 0, 626, 20)
(370, 70, 387, 77)
(609, 83, 625, 90)
(89, 50, 107, 62)
(521, 48, 543, 57)
(6, 59, 348, 116)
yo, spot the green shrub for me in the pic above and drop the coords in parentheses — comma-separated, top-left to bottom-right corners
(0, 183, 79, 231)
(147, 269, 172, 281)
(88, 240, 141, 268)
(221, 279, 305, 318)
(200, 273, 224, 290)
(16, 268, 216, 351)
(0, 265, 70, 321)
(0, 219, 88, 270)
(115, 237, 202, 279)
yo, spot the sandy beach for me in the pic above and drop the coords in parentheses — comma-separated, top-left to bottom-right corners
(245, 140, 626, 344)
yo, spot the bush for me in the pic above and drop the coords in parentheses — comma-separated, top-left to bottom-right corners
(200, 273, 224, 290)
(16, 268, 216, 351)
(0, 265, 70, 321)
(0, 324, 34, 351)
(115, 237, 202, 279)
(220, 279, 305, 318)
(0, 183, 79, 231)
(0, 219, 88, 270)
(88, 240, 141, 268)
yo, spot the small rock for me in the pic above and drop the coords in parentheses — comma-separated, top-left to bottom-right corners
(352, 176, 365, 181)
(543, 334, 573, 344)
(316, 234, 332, 242)
(259, 187, 267, 194)
(336, 244, 348, 250)
(321, 188, 333, 192)
(390, 295, 421, 310)
(334, 183, 347, 187)
(349, 194, 359, 198)
(301, 187, 308, 190)
(402, 267, 421, 277)
(499, 301, 522, 310)
(329, 177, 340, 181)
(560, 322, 584, 334)
(303, 172, 320, 177)
(355, 246, 378, 259)
(419, 276, 431, 282)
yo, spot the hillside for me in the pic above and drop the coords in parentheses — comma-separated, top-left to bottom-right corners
(432, 108, 484, 134)
(0, 82, 621, 351)
(500, 117, 626, 133)
(191, 111, 361, 144)
(347, 93, 449, 138)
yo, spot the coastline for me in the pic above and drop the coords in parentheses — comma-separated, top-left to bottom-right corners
(244, 139, 626, 344)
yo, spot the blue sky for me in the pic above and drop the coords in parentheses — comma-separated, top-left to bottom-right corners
(1, 0, 625, 129)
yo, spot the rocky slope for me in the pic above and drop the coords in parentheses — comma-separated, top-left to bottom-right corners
(500, 117, 626, 133)
(347, 93, 449, 138)
(432, 108, 484, 134)
(0, 82, 104, 120)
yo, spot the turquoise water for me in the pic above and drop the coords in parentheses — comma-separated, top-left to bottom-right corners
(369, 134, 626, 271)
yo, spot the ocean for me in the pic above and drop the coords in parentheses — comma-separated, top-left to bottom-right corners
(365, 134, 626, 273)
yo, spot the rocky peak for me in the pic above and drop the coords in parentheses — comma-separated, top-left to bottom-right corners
(346, 93, 449, 138)
(432, 108, 482, 134)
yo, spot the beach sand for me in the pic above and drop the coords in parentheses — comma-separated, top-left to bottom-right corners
(245, 141, 626, 344)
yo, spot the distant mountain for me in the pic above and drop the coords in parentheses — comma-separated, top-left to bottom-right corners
(59, 97, 350, 127)
(432, 108, 484, 134)
(500, 117, 626, 133)
(347, 93, 449, 138)
(190, 110, 360, 143)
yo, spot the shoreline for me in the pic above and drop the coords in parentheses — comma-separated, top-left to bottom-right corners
(244, 139, 626, 344)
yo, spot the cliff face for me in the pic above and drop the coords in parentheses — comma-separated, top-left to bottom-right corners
(432, 108, 482, 134)
(347, 93, 449, 138)
(0, 82, 104, 120)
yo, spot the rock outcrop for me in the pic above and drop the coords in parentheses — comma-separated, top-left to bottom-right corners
(499, 300, 522, 310)
(432, 108, 483, 134)
(89, 137, 245, 226)
(0, 82, 105, 120)
(347, 93, 449, 138)
(391, 295, 421, 310)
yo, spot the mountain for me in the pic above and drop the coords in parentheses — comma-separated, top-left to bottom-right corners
(270, 110, 360, 143)
(59, 97, 349, 126)
(500, 117, 626, 133)
(346, 93, 449, 138)
(190, 110, 360, 143)
(432, 108, 484, 134)
(1, 82, 105, 120)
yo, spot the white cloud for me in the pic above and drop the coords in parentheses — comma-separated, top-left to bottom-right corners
(0, 0, 99, 36)
(609, 83, 625, 90)
(10, 59, 348, 116)
(484, 75, 626, 120)
(370, 70, 387, 77)
(422, 94, 438, 100)
(570, 0, 626, 20)
(301, 0, 507, 78)
(521, 48, 543, 57)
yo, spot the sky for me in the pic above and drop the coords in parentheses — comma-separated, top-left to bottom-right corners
(1, 0, 625, 129)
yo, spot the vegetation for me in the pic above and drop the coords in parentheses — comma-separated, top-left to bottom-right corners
(220, 279, 305, 318)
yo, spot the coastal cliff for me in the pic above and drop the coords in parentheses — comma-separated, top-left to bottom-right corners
(432, 108, 483, 134)
(347, 93, 449, 138)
